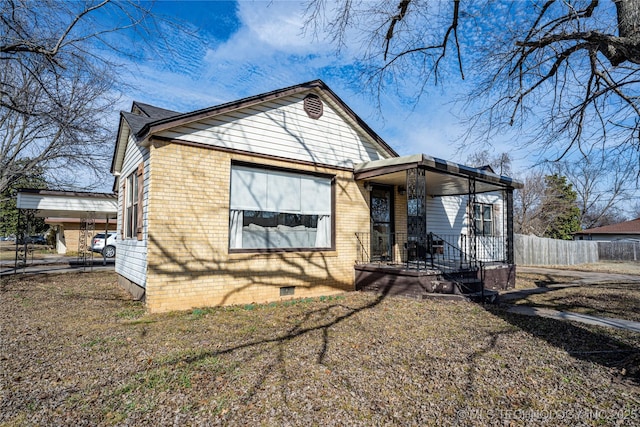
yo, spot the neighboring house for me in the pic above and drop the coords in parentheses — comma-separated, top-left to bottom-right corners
(14, 189, 118, 265)
(111, 80, 523, 313)
(574, 218, 640, 241)
(45, 218, 116, 254)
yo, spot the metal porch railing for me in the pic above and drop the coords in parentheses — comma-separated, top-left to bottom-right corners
(355, 231, 507, 272)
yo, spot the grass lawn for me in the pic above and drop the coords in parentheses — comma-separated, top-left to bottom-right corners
(514, 270, 640, 322)
(0, 241, 56, 261)
(1, 271, 639, 426)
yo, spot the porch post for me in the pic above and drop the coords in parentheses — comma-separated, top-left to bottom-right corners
(505, 188, 515, 264)
(77, 213, 96, 271)
(14, 208, 36, 273)
(468, 177, 477, 264)
(406, 167, 426, 267)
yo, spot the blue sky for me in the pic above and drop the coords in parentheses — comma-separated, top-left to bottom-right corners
(90, 0, 640, 216)
(110, 0, 528, 168)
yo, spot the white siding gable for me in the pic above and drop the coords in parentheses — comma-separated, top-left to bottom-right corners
(155, 93, 387, 167)
(115, 133, 149, 288)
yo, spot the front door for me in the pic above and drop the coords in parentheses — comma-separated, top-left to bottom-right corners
(370, 186, 394, 262)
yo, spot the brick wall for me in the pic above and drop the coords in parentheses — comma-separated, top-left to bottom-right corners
(144, 141, 371, 313)
(49, 222, 116, 254)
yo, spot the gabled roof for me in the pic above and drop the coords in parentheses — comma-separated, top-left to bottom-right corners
(111, 80, 399, 177)
(111, 103, 184, 177)
(132, 101, 180, 119)
(575, 218, 640, 235)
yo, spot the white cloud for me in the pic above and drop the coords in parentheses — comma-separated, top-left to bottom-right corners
(118, 0, 528, 174)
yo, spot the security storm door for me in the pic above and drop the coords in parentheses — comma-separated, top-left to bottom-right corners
(370, 186, 394, 262)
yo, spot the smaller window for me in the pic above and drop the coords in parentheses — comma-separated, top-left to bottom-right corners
(125, 171, 139, 239)
(473, 203, 493, 236)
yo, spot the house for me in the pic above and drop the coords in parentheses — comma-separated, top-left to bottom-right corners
(45, 217, 116, 254)
(111, 80, 523, 313)
(574, 218, 640, 241)
(14, 189, 117, 265)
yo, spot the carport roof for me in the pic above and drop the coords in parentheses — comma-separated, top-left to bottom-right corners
(16, 189, 117, 218)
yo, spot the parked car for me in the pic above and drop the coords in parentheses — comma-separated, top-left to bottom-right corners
(17, 235, 47, 244)
(91, 232, 117, 258)
(29, 235, 47, 244)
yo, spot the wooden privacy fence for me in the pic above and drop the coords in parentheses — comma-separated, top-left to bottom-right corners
(598, 240, 640, 261)
(515, 234, 598, 266)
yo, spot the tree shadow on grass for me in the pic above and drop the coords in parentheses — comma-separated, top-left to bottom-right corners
(489, 307, 640, 386)
(140, 274, 395, 421)
(514, 290, 640, 323)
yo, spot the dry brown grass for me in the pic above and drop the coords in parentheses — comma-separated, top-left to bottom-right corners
(513, 263, 640, 323)
(1, 271, 639, 426)
(530, 261, 640, 275)
(515, 273, 579, 290)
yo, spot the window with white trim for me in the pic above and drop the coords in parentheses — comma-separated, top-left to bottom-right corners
(125, 171, 138, 239)
(473, 203, 493, 236)
(229, 164, 332, 250)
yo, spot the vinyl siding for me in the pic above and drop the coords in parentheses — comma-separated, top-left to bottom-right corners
(115, 134, 149, 288)
(156, 94, 387, 167)
(423, 192, 505, 261)
(426, 193, 504, 236)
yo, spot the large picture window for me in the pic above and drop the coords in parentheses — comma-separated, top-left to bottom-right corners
(229, 164, 332, 250)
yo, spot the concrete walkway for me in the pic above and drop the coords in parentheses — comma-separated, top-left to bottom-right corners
(517, 266, 640, 284)
(504, 304, 640, 333)
(499, 266, 640, 333)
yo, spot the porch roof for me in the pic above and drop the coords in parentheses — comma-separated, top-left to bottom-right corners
(354, 154, 523, 196)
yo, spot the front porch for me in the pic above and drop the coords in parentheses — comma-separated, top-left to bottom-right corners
(354, 231, 515, 300)
(352, 154, 523, 300)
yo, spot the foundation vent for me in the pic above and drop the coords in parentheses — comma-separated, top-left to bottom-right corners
(280, 286, 295, 296)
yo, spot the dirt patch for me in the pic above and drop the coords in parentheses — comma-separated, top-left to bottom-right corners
(1, 272, 639, 426)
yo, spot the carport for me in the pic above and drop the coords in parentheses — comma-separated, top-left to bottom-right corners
(15, 189, 117, 270)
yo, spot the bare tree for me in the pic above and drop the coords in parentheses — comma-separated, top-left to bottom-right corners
(513, 169, 546, 235)
(551, 153, 635, 229)
(0, 60, 116, 193)
(0, 0, 168, 193)
(630, 201, 640, 219)
(305, 0, 640, 174)
(465, 149, 512, 176)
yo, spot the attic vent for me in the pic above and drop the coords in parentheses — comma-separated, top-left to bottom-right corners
(303, 94, 323, 119)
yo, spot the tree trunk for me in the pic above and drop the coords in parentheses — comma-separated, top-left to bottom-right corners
(615, 0, 640, 38)
(608, 0, 640, 65)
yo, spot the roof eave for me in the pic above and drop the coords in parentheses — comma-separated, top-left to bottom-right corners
(355, 154, 524, 190)
(110, 113, 132, 182)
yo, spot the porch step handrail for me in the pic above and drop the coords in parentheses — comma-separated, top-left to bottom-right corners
(427, 232, 475, 272)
